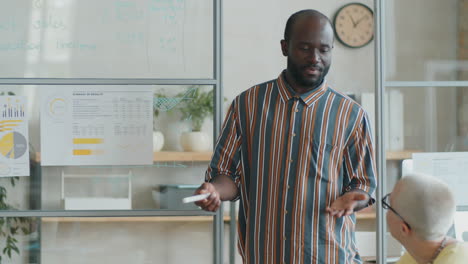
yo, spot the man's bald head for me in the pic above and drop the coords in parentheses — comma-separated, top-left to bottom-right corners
(284, 9, 334, 42)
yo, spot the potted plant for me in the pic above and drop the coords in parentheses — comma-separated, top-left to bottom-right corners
(175, 86, 216, 152)
(154, 86, 226, 152)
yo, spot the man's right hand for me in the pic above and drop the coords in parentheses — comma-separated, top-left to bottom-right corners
(194, 182, 221, 212)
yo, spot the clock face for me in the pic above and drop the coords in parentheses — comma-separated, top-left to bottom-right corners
(333, 3, 374, 48)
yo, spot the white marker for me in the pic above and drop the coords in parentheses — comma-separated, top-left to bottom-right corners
(182, 193, 211, 203)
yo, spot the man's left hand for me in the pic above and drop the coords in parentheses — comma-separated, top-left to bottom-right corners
(326, 191, 369, 217)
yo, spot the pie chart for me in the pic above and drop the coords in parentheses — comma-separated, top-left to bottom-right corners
(0, 132, 27, 159)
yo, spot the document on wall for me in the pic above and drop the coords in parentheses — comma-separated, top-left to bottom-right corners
(412, 152, 468, 207)
(41, 87, 153, 166)
(0, 96, 30, 176)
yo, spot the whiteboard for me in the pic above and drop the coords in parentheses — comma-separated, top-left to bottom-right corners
(412, 152, 468, 207)
(0, 0, 213, 78)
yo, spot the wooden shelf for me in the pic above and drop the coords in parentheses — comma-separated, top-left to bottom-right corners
(34, 150, 419, 163)
(386, 150, 420, 160)
(153, 151, 212, 162)
(164, 150, 419, 162)
(355, 207, 376, 220)
(41, 212, 374, 223)
(356, 212, 376, 220)
(34, 151, 213, 163)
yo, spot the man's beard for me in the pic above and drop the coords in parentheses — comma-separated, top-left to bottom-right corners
(288, 59, 330, 89)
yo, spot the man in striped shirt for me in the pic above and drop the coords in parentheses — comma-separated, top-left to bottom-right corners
(195, 9, 377, 264)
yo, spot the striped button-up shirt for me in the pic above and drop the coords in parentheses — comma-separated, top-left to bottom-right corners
(206, 72, 377, 264)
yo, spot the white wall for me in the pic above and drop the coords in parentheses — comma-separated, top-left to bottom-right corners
(223, 0, 375, 103)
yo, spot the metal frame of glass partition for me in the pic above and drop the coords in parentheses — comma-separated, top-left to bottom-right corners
(0, 0, 224, 263)
(375, 0, 468, 263)
(374, 1, 386, 263)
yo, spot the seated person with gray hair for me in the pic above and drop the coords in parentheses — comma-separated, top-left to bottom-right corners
(382, 173, 468, 263)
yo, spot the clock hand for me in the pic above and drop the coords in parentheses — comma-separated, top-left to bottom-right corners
(349, 14, 357, 27)
(355, 15, 369, 26)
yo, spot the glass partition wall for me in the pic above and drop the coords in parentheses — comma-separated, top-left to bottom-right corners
(0, 1, 224, 264)
(376, 0, 468, 262)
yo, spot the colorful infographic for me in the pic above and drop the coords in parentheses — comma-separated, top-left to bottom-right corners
(0, 96, 30, 176)
(41, 87, 153, 166)
(0, 132, 28, 159)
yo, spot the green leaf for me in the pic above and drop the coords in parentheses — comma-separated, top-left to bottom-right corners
(21, 227, 29, 234)
(9, 177, 19, 187)
(11, 246, 19, 255)
(9, 227, 17, 235)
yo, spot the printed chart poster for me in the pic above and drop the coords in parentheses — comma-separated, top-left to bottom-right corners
(413, 152, 468, 207)
(41, 87, 153, 166)
(0, 96, 30, 177)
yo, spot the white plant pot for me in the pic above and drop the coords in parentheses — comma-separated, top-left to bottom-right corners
(152, 131, 165, 152)
(180, 131, 210, 152)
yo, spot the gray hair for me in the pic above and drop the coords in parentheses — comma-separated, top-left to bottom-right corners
(393, 173, 456, 240)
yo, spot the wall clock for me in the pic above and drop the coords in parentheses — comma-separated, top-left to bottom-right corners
(333, 3, 374, 48)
